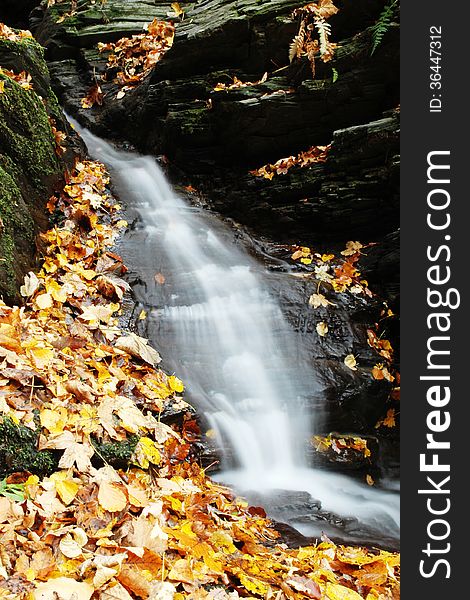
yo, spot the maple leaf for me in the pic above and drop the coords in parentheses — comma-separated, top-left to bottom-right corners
(341, 240, 364, 256)
(376, 408, 397, 428)
(81, 83, 104, 109)
(308, 293, 336, 308)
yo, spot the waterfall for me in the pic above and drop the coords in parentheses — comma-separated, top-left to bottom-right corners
(72, 119, 399, 544)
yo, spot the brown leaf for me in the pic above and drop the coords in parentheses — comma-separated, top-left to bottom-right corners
(115, 333, 161, 367)
(285, 576, 321, 599)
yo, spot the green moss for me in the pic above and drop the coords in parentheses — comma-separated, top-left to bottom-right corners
(91, 435, 139, 469)
(0, 163, 34, 298)
(0, 77, 59, 190)
(0, 417, 58, 477)
(0, 416, 140, 477)
(169, 105, 211, 136)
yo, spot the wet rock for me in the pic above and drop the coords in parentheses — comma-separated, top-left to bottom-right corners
(0, 33, 82, 301)
(33, 0, 398, 242)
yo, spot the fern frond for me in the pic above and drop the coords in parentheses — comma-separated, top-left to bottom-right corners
(289, 20, 306, 62)
(314, 17, 331, 56)
(370, 0, 398, 55)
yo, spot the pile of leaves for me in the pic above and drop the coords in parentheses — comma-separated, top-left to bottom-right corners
(0, 23, 33, 41)
(0, 150, 400, 597)
(250, 145, 331, 180)
(0, 68, 32, 94)
(213, 72, 268, 92)
(289, 0, 339, 77)
(311, 434, 371, 459)
(81, 18, 175, 106)
(290, 241, 373, 298)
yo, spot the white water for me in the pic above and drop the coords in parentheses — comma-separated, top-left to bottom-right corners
(74, 121, 399, 543)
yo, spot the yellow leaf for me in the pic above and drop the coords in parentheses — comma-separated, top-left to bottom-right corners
(24, 474, 40, 498)
(366, 474, 374, 486)
(50, 472, 80, 505)
(341, 241, 363, 256)
(344, 354, 357, 371)
(0, 81, 5, 94)
(138, 309, 147, 320)
(29, 345, 55, 369)
(171, 2, 184, 16)
(98, 480, 128, 512)
(325, 583, 363, 600)
(59, 533, 83, 559)
(168, 375, 184, 393)
(210, 531, 236, 554)
(40, 407, 67, 434)
(133, 436, 161, 469)
(300, 257, 312, 265)
(45, 279, 68, 303)
(238, 574, 269, 595)
(316, 321, 328, 337)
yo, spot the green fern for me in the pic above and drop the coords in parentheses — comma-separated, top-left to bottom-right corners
(370, 0, 398, 55)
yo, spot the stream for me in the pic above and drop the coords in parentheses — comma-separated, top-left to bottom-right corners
(73, 120, 400, 549)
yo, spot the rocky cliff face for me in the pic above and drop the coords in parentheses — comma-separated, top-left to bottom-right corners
(32, 0, 399, 243)
(0, 30, 74, 301)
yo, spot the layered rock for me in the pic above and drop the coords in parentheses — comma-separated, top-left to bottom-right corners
(33, 0, 398, 241)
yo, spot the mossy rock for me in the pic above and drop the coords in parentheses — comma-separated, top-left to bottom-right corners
(0, 32, 72, 301)
(0, 417, 58, 477)
(0, 416, 140, 477)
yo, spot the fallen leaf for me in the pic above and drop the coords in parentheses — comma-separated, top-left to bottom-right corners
(20, 272, 40, 297)
(115, 333, 161, 367)
(98, 480, 128, 512)
(341, 241, 363, 256)
(316, 321, 328, 337)
(308, 293, 336, 308)
(33, 577, 94, 600)
(325, 582, 363, 600)
(286, 575, 321, 599)
(344, 354, 357, 371)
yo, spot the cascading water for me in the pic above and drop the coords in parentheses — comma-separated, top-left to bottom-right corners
(73, 119, 399, 545)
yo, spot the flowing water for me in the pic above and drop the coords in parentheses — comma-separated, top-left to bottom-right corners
(74, 120, 399, 546)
